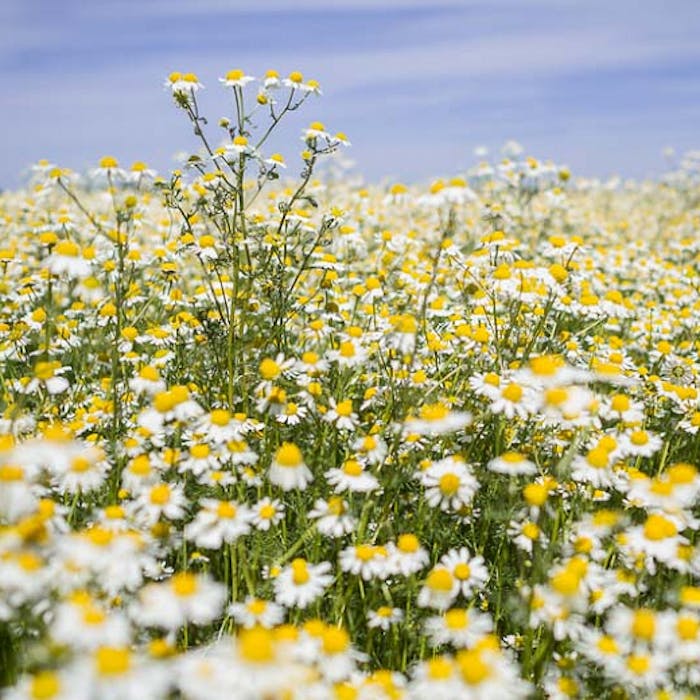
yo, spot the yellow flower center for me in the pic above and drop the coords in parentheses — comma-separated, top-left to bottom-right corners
(611, 394, 630, 412)
(172, 572, 197, 597)
(439, 473, 460, 496)
(327, 497, 345, 516)
(649, 479, 673, 496)
(457, 650, 491, 685)
(444, 608, 468, 630)
(0, 465, 23, 481)
(139, 366, 159, 382)
(30, 671, 61, 699)
(259, 504, 276, 519)
(191, 443, 210, 459)
(630, 430, 649, 446)
(427, 657, 454, 680)
(275, 442, 303, 468)
(426, 568, 454, 592)
(99, 156, 118, 169)
(626, 654, 650, 675)
(322, 627, 350, 654)
(545, 387, 568, 406)
(586, 448, 609, 469)
(523, 483, 548, 506)
(454, 563, 471, 580)
(95, 647, 131, 676)
(130, 455, 151, 476)
(343, 460, 363, 477)
(217, 502, 237, 519)
(597, 635, 618, 654)
(397, 534, 419, 553)
(239, 627, 275, 663)
(419, 403, 449, 421)
(247, 599, 268, 615)
(502, 383, 523, 402)
(522, 522, 540, 540)
(631, 610, 656, 640)
(83, 607, 106, 625)
(336, 400, 353, 417)
(339, 341, 355, 358)
(71, 456, 92, 473)
(210, 409, 231, 426)
(677, 616, 699, 640)
(291, 558, 310, 585)
(551, 570, 579, 596)
(150, 484, 171, 505)
(528, 355, 561, 377)
(643, 514, 677, 541)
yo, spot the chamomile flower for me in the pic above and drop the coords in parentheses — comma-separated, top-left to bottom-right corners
(219, 68, 255, 88)
(229, 597, 285, 628)
(135, 572, 225, 630)
(339, 544, 391, 581)
(129, 366, 166, 396)
(323, 398, 359, 431)
(326, 458, 379, 493)
(308, 496, 356, 537)
(438, 548, 490, 598)
(251, 497, 285, 530)
(487, 451, 537, 476)
(5, 669, 85, 700)
(304, 121, 330, 142)
(389, 534, 429, 576)
(570, 446, 621, 489)
(269, 442, 313, 491)
(368, 606, 404, 630)
(45, 239, 91, 278)
(624, 513, 688, 567)
(353, 433, 388, 464)
(617, 428, 663, 459)
(421, 456, 478, 512)
(184, 499, 252, 549)
(425, 607, 494, 648)
(273, 558, 333, 609)
(132, 481, 187, 525)
(418, 567, 459, 610)
(508, 518, 545, 554)
(404, 403, 472, 436)
(51, 595, 131, 651)
(489, 381, 536, 420)
(166, 71, 203, 95)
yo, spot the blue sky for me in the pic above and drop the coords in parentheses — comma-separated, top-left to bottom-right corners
(1, 0, 699, 187)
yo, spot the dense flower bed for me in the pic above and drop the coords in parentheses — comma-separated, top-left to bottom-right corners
(1, 71, 700, 699)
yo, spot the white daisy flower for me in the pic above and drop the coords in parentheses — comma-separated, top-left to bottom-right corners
(184, 499, 252, 549)
(251, 498, 285, 531)
(421, 456, 478, 512)
(268, 442, 313, 491)
(424, 607, 494, 648)
(308, 497, 356, 537)
(326, 459, 379, 494)
(273, 558, 333, 609)
(487, 451, 538, 476)
(134, 572, 225, 630)
(339, 544, 391, 581)
(219, 68, 255, 88)
(228, 597, 285, 628)
(367, 606, 404, 630)
(438, 547, 490, 598)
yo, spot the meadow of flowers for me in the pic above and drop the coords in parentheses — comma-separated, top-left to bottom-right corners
(1, 69, 700, 699)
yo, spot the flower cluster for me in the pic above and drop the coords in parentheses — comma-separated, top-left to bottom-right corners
(1, 71, 700, 698)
